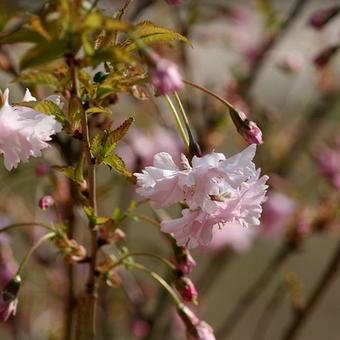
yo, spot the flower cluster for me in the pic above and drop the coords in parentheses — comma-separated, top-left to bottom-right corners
(0, 89, 62, 171)
(135, 144, 268, 248)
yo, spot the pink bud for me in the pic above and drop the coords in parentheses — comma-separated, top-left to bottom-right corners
(132, 319, 150, 338)
(176, 277, 198, 303)
(38, 195, 54, 210)
(0, 276, 20, 323)
(165, 0, 182, 5)
(308, 6, 339, 30)
(34, 163, 50, 177)
(314, 45, 339, 68)
(242, 121, 263, 145)
(0, 296, 17, 323)
(149, 56, 183, 95)
(176, 252, 196, 275)
(178, 306, 216, 340)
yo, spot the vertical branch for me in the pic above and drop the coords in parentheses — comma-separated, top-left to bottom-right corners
(69, 56, 98, 339)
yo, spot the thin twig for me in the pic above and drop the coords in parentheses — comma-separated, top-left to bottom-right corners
(279, 238, 340, 340)
(242, 0, 309, 96)
(251, 282, 286, 340)
(216, 245, 292, 338)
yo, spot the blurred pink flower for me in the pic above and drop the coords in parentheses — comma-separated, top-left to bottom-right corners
(204, 221, 258, 253)
(35, 163, 50, 177)
(315, 145, 340, 188)
(117, 127, 183, 171)
(275, 51, 304, 74)
(131, 318, 150, 338)
(136, 145, 268, 248)
(149, 56, 183, 95)
(0, 89, 62, 170)
(261, 192, 296, 239)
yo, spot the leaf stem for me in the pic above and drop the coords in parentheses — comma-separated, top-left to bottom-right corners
(164, 95, 189, 149)
(16, 232, 55, 276)
(0, 222, 55, 233)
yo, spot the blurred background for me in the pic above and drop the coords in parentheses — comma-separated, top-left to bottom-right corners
(0, 0, 339, 339)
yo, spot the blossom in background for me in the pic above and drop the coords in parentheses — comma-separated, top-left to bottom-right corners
(275, 51, 304, 75)
(135, 145, 268, 248)
(165, 0, 182, 5)
(204, 221, 258, 253)
(148, 54, 183, 95)
(38, 195, 55, 210)
(314, 144, 340, 188)
(116, 126, 183, 171)
(261, 192, 296, 240)
(0, 89, 62, 171)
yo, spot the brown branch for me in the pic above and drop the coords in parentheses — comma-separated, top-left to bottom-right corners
(216, 245, 292, 339)
(280, 238, 340, 340)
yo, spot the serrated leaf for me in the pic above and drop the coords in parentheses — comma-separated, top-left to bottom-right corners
(124, 21, 192, 51)
(53, 165, 84, 185)
(86, 106, 112, 115)
(92, 47, 136, 65)
(103, 154, 136, 183)
(83, 205, 111, 225)
(34, 100, 66, 124)
(15, 99, 67, 125)
(0, 28, 45, 44)
(20, 40, 69, 70)
(16, 71, 61, 90)
(30, 16, 52, 41)
(110, 117, 134, 144)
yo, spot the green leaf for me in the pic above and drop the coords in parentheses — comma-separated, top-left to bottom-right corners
(110, 117, 134, 144)
(124, 21, 192, 51)
(53, 165, 84, 185)
(91, 47, 136, 65)
(34, 100, 66, 124)
(86, 106, 112, 116)
(20, 40, 69, 70)
(16, 71, 61, 90)
(83, 205, 111, 225)
(103, 154, 136, 183)
(0, 28, 45, 44)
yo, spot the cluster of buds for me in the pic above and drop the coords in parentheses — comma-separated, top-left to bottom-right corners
(53, 232, 87, 263)
(0, 276, 21, 323)
(98, 225, 126, 247)
(96, 259, 122, 288)
(178, 305, 216, 340)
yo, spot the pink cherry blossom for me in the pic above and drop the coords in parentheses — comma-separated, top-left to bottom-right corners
(0, 89, 62, 171)
(135, 145, 268, 248)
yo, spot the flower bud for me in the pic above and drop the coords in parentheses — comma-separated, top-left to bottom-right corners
(308, 6, 339, 30)
(35, 163, 50, 177)
(38, 195, 55, 210)
(313, 45, 339, 69)
(175, 276, 198, 303)
(240, 120, 263, 145)
(178, 306, 216, 340)
(174, 247, 196, 275)
(0, 275, 21, 323)
(148, 54, 183, 95)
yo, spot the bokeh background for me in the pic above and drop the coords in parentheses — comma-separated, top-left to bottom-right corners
(0, 0, 339, 339)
